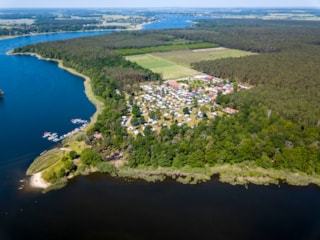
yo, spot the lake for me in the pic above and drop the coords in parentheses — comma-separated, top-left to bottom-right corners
(0, 14, 320, 240)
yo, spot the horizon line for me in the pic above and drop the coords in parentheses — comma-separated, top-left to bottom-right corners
(1, 6, 319, 9)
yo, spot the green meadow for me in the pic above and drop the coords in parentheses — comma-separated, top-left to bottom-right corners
(126, 54, 199, 79)
(126, 48, 254, 79)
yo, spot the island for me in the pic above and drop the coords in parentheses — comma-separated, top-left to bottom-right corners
(12, 17, 320, 192)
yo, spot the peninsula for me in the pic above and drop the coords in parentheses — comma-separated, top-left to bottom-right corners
(0, 8, 156, 38)
(12, 18, 320, 192)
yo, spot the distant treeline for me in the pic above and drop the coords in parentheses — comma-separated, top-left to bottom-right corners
(114, 42, 219, 55)
(0, 18, 125, 36)
(13, 20, 320, 175)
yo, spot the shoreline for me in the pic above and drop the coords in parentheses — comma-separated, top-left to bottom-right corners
(115, 164, 320, 187)
(10, 54, 320, 191)
(29, 161, 320, 191)
(9, 52, 104, 189)
(10, 52, 104, 131)
(0, 22, 149, 42)
(30, 172, 50, 189)
(55, 59, 105, 131)
(0, 35, 17, 40)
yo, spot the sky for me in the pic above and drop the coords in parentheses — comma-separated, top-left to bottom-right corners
(1, 0, 319, 9)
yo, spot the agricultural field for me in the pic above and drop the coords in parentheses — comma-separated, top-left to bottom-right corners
(262, 13, 320, 21)
(126, 47, 254, 79)
(126, 54, 200, 79)
(0, 19, 35, 25)
(153, 47, 256, 67)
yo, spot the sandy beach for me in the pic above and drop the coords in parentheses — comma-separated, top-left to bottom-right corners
(30, 172, 50, 189)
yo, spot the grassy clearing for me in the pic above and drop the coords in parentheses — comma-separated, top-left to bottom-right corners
(115, 42, 219, 55)
(126, 54, 199, 79)
(126, 47, 254, 80)
(26, 148, 62, 175)
(26, 134, 88, 176)
(153, 48, 255, 67)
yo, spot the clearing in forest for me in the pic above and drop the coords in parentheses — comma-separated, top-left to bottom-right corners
(126, 47, 254, 80)
(126, 54, 199, 80)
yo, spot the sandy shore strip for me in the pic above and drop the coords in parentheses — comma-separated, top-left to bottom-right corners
(30, 172, 50, 189)
(55, 59, 104, 130)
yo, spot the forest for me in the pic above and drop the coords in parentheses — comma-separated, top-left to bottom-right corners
(14, 19, 320, 182)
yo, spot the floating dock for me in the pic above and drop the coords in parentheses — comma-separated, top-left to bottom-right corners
(42, 118, 88, 142)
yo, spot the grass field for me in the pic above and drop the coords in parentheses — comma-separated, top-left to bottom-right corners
(126, 54, 199, 79)
(126, 48, 254, 80)
(153, 47, 255, 67)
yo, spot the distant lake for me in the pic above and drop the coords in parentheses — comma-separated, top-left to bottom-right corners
(0, 14, 320, 240)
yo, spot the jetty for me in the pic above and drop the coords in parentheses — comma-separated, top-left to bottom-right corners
(42, 118, 88, 142)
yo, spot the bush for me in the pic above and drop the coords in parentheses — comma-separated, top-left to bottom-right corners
(80, 148, 101, 165)
(96, 162, 117, 174)
(69, 150, 79, 160)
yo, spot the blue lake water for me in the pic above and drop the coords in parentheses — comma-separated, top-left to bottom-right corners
(142, 13, 196, 30)
(0, 16, 320, 240)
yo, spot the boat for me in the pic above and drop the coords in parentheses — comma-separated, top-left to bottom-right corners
(71, 118, 88, 124)
(42, 132, 51, 138)
(42, 118, 89, 143)
(40, 150, 48, 155)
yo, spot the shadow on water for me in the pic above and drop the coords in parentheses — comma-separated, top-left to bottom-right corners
(1, 173, 318, 240)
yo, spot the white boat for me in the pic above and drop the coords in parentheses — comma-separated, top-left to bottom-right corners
(42, 132, 51, 138)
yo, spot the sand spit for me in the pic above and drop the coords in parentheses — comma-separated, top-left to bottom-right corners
(30, 172, 50, 189)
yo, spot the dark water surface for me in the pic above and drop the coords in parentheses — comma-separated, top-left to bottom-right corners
(3, 175, 320, 240)
(0, 16, 320, 240)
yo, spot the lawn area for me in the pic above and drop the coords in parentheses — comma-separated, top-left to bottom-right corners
(126, 48, 255, 80)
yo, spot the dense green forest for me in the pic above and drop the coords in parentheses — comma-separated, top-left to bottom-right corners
(14, 19, 320, 177)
